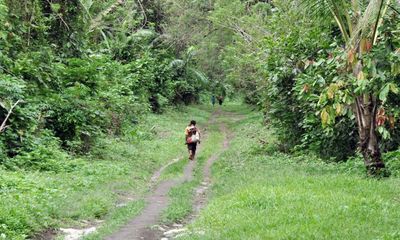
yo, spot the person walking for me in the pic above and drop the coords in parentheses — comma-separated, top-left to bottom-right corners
(217, 95, 224, 106)
(185, 120, 201, 160)
(211, 95, 216, 106)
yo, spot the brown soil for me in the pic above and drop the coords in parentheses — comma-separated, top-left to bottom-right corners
(105, 160, 195, 240)
(32, 229, 58, 240)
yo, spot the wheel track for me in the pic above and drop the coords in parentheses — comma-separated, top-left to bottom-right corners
(106, 108, 237, 240)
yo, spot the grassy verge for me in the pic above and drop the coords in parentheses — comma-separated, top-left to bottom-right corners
(0, 106, 210, 240)
(179, 105, 400, 240)
(159, 158, 188, 181)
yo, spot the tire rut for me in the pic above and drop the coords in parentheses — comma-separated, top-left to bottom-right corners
(105, 160, 195, 240)
(106, 109, 235, 240)
(160, 109, 238, 239)
(191, 122, 231, 218)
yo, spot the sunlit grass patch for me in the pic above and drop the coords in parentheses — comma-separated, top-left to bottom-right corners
(188, 173, 400, 239)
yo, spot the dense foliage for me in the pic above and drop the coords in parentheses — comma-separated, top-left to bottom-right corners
(0, 0, 208, 165)
(1, 0, 400, 238)
(166, 0, 400, 168)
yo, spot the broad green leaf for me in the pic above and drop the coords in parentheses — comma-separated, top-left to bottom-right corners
(392, 62, 400, 76)
(379, 84, 390, 102)
(389, 83, 399, 94)
(318, 93, 327, 106)
(377, 126, 391, 140)
(79, 0, 93, 13)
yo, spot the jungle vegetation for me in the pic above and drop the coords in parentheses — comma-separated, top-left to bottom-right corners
(1, 0, 400, 238)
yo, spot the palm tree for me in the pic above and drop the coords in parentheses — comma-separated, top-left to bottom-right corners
(169, 46, 210, 104)
(303, 0, 396, 174)
(170, 46, 210, 85)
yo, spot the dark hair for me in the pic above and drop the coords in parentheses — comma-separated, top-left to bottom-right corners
(190, 120, 196, 126)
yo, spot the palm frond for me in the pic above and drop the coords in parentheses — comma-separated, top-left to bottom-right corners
(389, 4, 400, 15)
(301, 0, 332, 17)
(78, 0, 93, 16)
(90, 0, 125, 31)
(372, 0, 391, 44)
(350, 0, 391, 47)
(188, 68, 209, 85)
(170, 59, 185, 69)
(301, 0, 352, 42)
(303, 0, 392, 47)
(185, 46, 197, 63)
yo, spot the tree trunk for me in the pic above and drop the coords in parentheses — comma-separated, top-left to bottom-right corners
(354, 95, 385, 175)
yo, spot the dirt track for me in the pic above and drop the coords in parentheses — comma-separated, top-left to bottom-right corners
(105, 161, 195, 240)
(106, 109, 234, 240)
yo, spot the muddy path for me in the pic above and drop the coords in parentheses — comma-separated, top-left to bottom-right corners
(105, 161, 195, 240)
(106, 108, 235, 240)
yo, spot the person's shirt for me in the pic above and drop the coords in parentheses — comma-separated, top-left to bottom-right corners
(185, 125, 200, 137)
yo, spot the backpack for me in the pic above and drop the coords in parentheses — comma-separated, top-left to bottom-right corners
(187, 126, 200, 144)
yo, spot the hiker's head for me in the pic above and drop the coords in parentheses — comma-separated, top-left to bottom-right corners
(190, 120, 196, 126)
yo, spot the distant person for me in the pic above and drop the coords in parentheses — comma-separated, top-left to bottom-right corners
(185, 120, 201, 160)
(217, 95, 224, 106)
(211, 95, 216, 106)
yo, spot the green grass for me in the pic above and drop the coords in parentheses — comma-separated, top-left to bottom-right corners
(0, 105, 210, 240)
(160, 158, 188, 181)
(80, 200, 145, 240)
(4, 103, 400, 240)
(80, 105, 212, 240)
(179, 105, 400, 240)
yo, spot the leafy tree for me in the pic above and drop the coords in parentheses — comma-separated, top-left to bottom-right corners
(0, 0, 206, 161)
(303, 0, 400, 174)
(169, 46, 209, 104)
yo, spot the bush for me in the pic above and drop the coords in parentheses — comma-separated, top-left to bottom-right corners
(4, 133, 72, 172)
(383, 150, 400, 177)
(0, 0, 206, 169)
